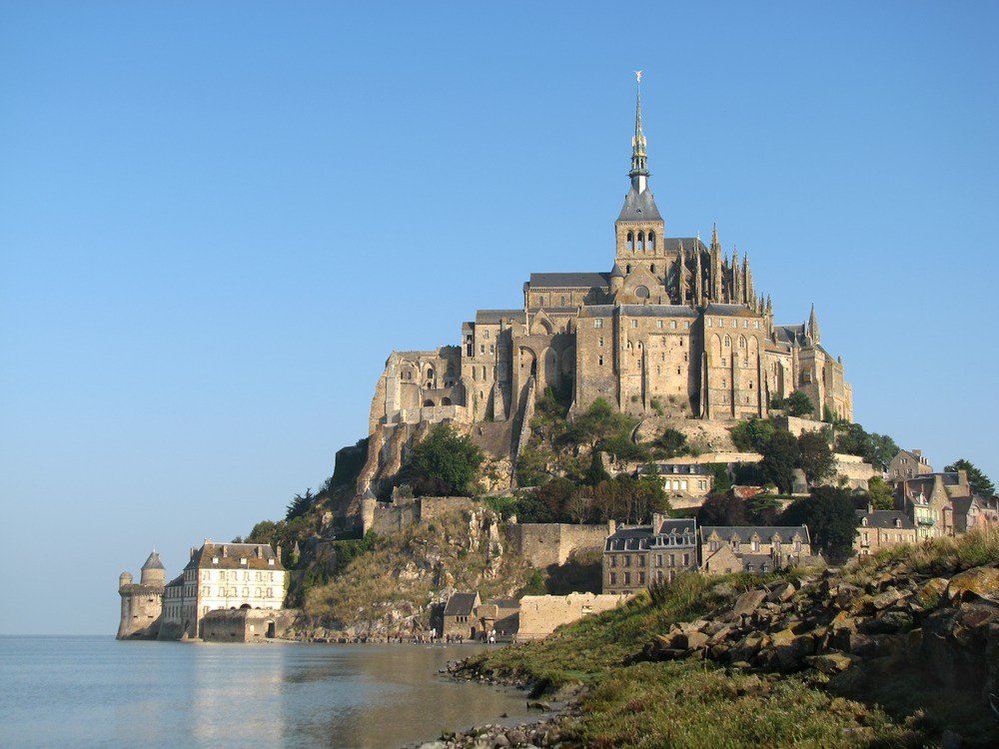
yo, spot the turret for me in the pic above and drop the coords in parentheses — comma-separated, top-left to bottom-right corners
(119, 571, 133, 592)
(140, 550, 166, 587)
(610, 262, 625, 294)
(694, 245, 704, 307)
(676, 241, 688, 305)
(710, 224, 723, 301)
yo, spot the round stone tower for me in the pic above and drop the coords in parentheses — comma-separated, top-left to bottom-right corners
(118, 571, 133, 591)
(140, 551, 166, 587)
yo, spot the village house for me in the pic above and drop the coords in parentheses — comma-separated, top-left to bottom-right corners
(854, 510, 917, 556)
(158, 540, 286, 640)
(700, 525, 812, 575)
(602, 516, 699, 594)
(893, 470, 973, 539)
(887, 449, 934, 482)
(441, 592, 480, 640)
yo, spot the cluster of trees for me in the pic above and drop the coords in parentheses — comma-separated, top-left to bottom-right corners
(731, 419, 835, 493)
(398, 423, 484, 496)
(769, 390, 815, 417)
(945, 459, 996, 498)
(833, 423, 899, 471)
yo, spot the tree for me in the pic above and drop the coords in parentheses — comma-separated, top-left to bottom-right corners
(707, 463, 733, 495)
(797, 431, 834, 486)
(654, 428, 689, 458)
(785, 390, 814, 417)
(730, 418, 776, 453)
(515, 443, 550, 487)
(761, 430, 801, 494)
(834, 422, 899, 471)
(536, 477, 578, 520)
(402, 424, 483, 496)
(745, 494, 781, 525)
(779, 487, 858, 562)
(696, 494, 748, 526)
(286, 488, 315, 521)
(945, 459, 996, 498)
(582, 450, 611, 487)
(867, 476, 894, 510)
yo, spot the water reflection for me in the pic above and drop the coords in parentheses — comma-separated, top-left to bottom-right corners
(0, 638, 526, 749)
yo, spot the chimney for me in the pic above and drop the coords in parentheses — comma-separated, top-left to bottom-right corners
(607, 519, 617, 536)
(276, 544, 282, 560)
(222, 545, 227, 557)
(190, 547, 196, 560)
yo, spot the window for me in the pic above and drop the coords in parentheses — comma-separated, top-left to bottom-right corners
(657, 320, 663, 328)
(480, 345, 485, 354)
(635, 285, 650, 299)
(638, 572, 646, 585)
(631, 319, 638, 328)
(594, 319, 603, 329)
(598, 356, 604, 366)
(724, 335, 731, 347)
(707, 318, 712, 327)
(624, 572, 631, 585)
(624, 555, 632, 567)
(683, 553, 690, 566)
(656, 554, 663, 567)
(610, 556, 617, 568)
(598, 337, 604, 348)
(671, 320, 677, 329)
(609, 572, 617, 585)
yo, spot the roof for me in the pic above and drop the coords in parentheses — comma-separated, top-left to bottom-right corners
(654, 518, 697, 535)
(740, 554, 777, 568)
(443, 592, 479, 617)
(165, 573, 184, 588)
(184, 542, 284, 572)
(475, 309, 526, 325)
(951, 497, 980, 515)
(529, 272, 611, 288)
(142, 551, 165, 570)
(704, 303, 758, 318)
(617, 186, 663, 221)
(701, 525, 810, 543)
(856, 510, 915, 530)
(620, 304, 699, 318)
(775, 324, 809, 347)
(482, 597, 519, 610)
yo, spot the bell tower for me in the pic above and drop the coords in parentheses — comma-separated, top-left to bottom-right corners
(615, 72, 666, 273)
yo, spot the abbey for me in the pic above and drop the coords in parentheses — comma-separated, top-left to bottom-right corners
(360, 83, 852, 496)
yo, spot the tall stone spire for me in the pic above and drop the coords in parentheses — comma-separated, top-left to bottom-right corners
(731, 247, 741, 304)
(710, 223, 723, 301)
(694, 246, 703, 307)
(744, 254, 753, 307)
(676, 240, 689, 304)
(629, 71, 649, 193)
(807, 303, 821, 344)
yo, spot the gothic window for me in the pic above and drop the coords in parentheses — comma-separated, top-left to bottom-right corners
(724, 335, 731, 347)
(739, 336, 746, 348)
(627, 232, 634, 251)
(648, 231, 656, 250)
(636, 285, 650, 299)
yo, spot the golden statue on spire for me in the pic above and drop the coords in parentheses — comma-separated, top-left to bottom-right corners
(634, 70, 643, 83)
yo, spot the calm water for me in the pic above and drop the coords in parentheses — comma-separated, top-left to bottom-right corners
(0, 636, 529, 749)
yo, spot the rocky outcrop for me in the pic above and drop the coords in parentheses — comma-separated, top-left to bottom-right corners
(644, 561, 999, 710)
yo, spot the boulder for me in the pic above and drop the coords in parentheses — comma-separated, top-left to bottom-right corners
(679, 631, 710, 650)
(768, 582, 796, 603)
(731, 589, 768, 617)
(947, 566, 999, 603)
(835, 584, 864, 610)
(809, 652, 855, 674)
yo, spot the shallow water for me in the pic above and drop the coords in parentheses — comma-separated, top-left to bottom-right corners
(0, 636, 527, 749)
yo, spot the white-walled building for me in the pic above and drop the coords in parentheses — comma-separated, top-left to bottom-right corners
(159, 540, 286, 639)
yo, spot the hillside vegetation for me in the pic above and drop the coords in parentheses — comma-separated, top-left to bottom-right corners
(452, 528, 999, 748)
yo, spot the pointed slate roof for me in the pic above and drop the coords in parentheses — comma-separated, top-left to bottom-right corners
(142, 551, 165, 570)
(617, 186, 663, 222)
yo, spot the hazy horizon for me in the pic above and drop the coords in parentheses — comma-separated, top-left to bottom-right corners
(2, 2, 997, 634)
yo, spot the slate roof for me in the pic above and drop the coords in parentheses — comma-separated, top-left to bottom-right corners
(475, 309, 526, 325)
(740, 554, 776, 569)
(704, 303, 758, 318)
(605, 525, 654, 551)
(775, 324, 809, 346)
(529, 272, 611, 288)
(856, 510, 915, 530)
(618, 186, 663, 221)
(184, 542, 283, 572)
(655, 518, 697, 535)
(620, 304, 699, 318)
(443, 592, 479, 617)
(142, 551, 165, 570)
(701, 525, 810, 543)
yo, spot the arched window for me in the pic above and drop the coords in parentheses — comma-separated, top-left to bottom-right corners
(648, 231, 655, 250)
(651, 263, 656, 273)
(739, 335, 747, 348)
(637, 231, 645, 251)
(626, 264, 632, 273)
(724, 335, 731, 347)
(626, 232, 634, 251)
(423, 399, 435, 407)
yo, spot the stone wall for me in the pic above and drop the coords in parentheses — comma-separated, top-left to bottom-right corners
(504, 522, 613, 568)
(201, 609, 298, 643)
(832, 453, 878, 490)
(117, 583, 163, 639)
(362, 495, 479, 536)
(515, 593, 628, 642)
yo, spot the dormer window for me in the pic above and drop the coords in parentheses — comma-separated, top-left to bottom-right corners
(861, 517, 868, 526)
(212, 557, 219, 565)
(240, 557, 247, 565)
(268, 558, 275, 566)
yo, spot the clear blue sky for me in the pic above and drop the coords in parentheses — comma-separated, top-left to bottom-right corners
(1, 2, 997, 634)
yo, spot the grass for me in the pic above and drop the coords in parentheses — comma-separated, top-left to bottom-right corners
(842, 525, 999, 586)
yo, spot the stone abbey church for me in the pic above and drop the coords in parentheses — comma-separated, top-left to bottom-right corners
(358, 84, 852, 496)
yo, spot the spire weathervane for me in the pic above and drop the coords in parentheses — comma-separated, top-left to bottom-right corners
(629, 71, 649, 192)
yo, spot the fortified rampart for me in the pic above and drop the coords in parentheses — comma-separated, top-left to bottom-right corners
(503, 521, 613, 568)
(200, 608, 298, 643)
(515, 592, 629, 642)
(361, 495, 479, 536)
